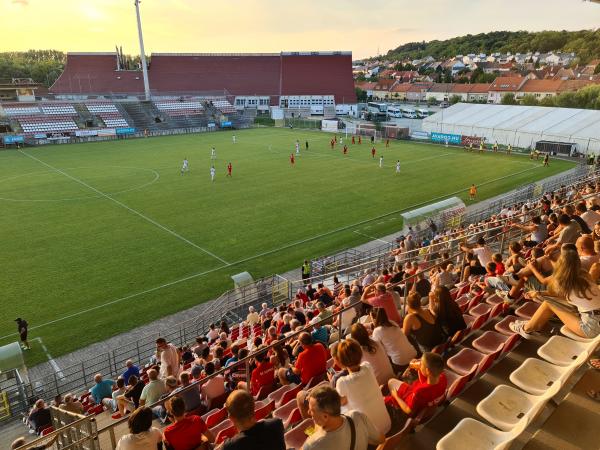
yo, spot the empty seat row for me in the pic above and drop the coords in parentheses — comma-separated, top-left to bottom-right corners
(86, 104, 119, 113)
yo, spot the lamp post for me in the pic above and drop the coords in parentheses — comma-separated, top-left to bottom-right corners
(134, 0, 151, 101)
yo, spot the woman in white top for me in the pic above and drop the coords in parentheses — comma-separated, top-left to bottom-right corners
(334, 339, 391, 436)
(349, 323, 394, 385)
(116, 407, 161, 450)
(371, 307, 417, 371)
(511, 244, 600, 339)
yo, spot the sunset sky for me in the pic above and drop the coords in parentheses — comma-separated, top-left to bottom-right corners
(4, 0, 600, 59)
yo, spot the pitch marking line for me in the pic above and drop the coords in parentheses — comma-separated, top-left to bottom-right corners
(19, 150, 230, 265)
(353, 230, 392, 244)
(33, 337, 64, 378)
(0, 161, 547, 340)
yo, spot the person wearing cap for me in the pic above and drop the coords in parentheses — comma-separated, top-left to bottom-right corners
(15, 318, 30, 350)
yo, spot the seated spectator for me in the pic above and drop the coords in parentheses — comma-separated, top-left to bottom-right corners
(122, 360, 140, 384)
(90, 374, 115, 405)
(430, 261, 455, 289)
(386, 352, 447, 418)
(247, 306, 259, 325)
(577, 235, 599, 272)
(315, 302, 333, 325)
(371, 307, 417, 372)
(27, 399, 52, 434)
(192, 336, 209, 356)
(511, 244, 600, 339)
(224, 390, 285, 450)
(412, 272, 431, 299)
(156, 338, 181, 380)
(270, 344, 290, 371)
(311, 322, 329, 347)
(225, 345, 241, 368)
(163, 396, 214, 450)
(335, 339, 391, 435)
(278, 332, 328, 386)
(152, 376, 178, 422)
(114, 375, 145, 419)
(429, 286, 467, 341)
(403, 292, 444, 353)
(577, 201, 600, 230)
(140, 369, 166, 407)
(259, 302, 270, 317)
(238, 350, 274, 397)
(12, 435, 58, 450)
(544, 214, 582, 257)
(220, 320, 230, 336)
(361, 282, 402, 325)
(116, 406, 162, 450)
(180, 346, 194, 365)
(200, 362, 226, 409)
(60, 393, 84, 415)
(303, 385, 384, 450)
(174, 372, 202, 412)
(103, 377, 126, 412)
(317, 283, 334, 306)
(492, 253, 505, 275)
(350, 323, 394, 385)
(460, 237, 492, 280)
(51, 394, 63, 408)
(206, 323, 219, 343)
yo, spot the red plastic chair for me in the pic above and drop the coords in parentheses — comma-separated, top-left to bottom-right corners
(472, 331, 520, 355)
(254, 399, 275, 421)
(495, 315, 519, 336)
(268, 384, 300, 408)
(278, 384, 303, 407)
(445, 365, 476, 400)
(202, 407, 228, 428)
(284, 419, 314, 450)
(515, 301, 540, 320)
(254, 383, 275, 401)
(273, 400, 302, 429)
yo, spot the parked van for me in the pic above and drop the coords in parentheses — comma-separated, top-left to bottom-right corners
(401, 107, 418, 119)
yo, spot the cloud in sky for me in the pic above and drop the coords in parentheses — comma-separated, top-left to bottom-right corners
(2, 0, 600, 58)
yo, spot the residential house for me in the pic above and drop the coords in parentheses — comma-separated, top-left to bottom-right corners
(451, 61, 466, 76)
(488, 76, 527, 103)
(355, 81, 377, 98)
(450, 83, 491, 102)
(389, 83, 411, 101)
(516, 79, 563, 100)
(407, 82, 434, 102)
(426, 83, 454, 102)
(371, 79, 396, 100)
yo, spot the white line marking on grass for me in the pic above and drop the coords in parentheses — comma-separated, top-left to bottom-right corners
(18, 150, 230, 265)
(33, 337, 64, 378)
(0, 161, 547, 339)
(354, 230, 391, 244)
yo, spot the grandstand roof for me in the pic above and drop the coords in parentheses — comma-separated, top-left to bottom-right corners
(50, 52, 356, 103)
(422, 103, 600, 153)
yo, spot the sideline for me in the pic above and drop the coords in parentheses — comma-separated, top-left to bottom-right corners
(18, 150, 230, 265)
(32, 337, 64, 378)
(353, 230, 393, 244)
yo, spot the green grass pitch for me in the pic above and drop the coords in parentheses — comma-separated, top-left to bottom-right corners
(0, 128, 574, 366)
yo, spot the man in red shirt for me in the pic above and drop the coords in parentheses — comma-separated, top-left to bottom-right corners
(351, 135, 355, 144)
(385, 352, 447, 417)
(246, 351, 275, 397)
(343, 145, 348, 155)
(371, 147, 376, 158)
(227, 162, 232, 177)
(290, 153, 295, 166)
(278, 333, 328, 385)
(358, 135, 362, 144)
(163, 396, 214, 450)
(361, 283, 402, 325)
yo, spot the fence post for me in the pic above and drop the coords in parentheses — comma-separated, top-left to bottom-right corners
(81, 362, 87, 388)
(136, 340, 141, 366)
(245, 359, 251, 393)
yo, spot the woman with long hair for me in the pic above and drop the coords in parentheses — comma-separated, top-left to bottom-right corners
(403, 292, 444, 353)
(371, 307, 416, 372)
(511, 244, 600, 339)
(349, 323, 394, 385)
(429, 286, 467, 340)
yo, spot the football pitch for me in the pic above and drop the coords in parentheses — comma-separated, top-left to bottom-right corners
(0, 128, 574, 366)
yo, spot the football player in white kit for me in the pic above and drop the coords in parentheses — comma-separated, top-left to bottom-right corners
(211, 147, 216, 160)
(379, 155, 384, 168)
(181, 157, 189, 175)
(232, 135, 236, 144)
(295, 140, 300, 155)
(210, 165, 216, 182)
(396, 160, 401, 173)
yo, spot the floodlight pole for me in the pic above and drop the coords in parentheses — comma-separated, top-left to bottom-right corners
(134, 0, 151, 101)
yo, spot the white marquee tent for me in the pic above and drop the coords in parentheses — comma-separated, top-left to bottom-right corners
(422, 103, 600, 154)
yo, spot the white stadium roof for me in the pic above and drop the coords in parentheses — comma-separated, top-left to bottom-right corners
(422, 103, 600, 154)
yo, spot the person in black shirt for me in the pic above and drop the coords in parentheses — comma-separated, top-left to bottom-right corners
(224, 390, 285, 450)
(15, 318, 30, 350)
(115, 375, 145, 418)
(27, 399, 52, 434)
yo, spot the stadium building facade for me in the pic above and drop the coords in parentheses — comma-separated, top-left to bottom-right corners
(50, 51, 356, 114)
